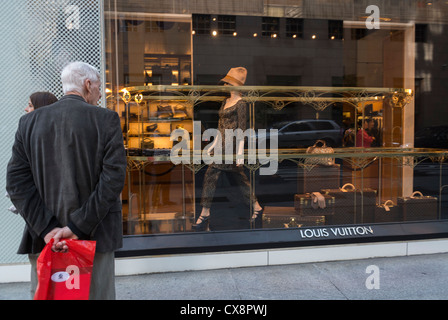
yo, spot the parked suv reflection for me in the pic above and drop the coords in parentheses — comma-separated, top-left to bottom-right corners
(259, 119, 343, 148)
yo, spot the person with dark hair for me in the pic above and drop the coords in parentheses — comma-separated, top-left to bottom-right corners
(7, 91, 59, 214)
(6, 61, 126, 300)
(356, 118, 375, 147)
(25, 91, 58, 113)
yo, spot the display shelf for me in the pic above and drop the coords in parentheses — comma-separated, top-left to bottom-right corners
(118, 85, 447, 235)
(121, 85, 413, 110)
(127, 147, 448, 171)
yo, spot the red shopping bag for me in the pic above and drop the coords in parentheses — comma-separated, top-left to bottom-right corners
(34, 239, 96, 300)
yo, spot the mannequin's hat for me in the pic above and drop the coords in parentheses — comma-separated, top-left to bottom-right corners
(220, 67, 247, 86)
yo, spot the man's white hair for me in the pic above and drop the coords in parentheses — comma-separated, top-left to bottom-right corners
(61, 61, 100, 94)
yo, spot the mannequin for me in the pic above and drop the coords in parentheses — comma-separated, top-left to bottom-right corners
(193, 67, 263, 231)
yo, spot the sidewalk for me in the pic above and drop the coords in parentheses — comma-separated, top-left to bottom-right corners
(1, 253, 448, 300)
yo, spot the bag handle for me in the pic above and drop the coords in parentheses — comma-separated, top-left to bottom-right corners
(382, 200, 395, 212)
(313, 139, 327, 147)
(411, 191, 424, 198)
(341, 183, 355, 192)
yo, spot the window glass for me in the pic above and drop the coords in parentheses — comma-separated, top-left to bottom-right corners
(104, 1, 448, 236)
(283, 123, 312, 132)
(217, 15, 236, 35)
(286, 18, 304, 38)
(262, 17, 279, 37)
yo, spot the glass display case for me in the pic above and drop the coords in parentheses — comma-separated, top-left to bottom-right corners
(120, 87, 195, 235)
(118, 85, 448, 236)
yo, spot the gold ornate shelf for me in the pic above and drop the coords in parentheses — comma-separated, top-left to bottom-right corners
(122, 85, 420, 172)
(127, 147, 448, 172)
(120, 85, 413, 111)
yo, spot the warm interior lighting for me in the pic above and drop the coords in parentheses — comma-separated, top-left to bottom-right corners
(253, 33, 258, 37)
(212, 30, 218, 36)
(121, 89, 131, 103)
(331, 36, 335, 40)
(134, 94, 143, 104)
(292, 34, 297, 38)
(312, 34, 316, 39)
(233, 32, 237, 36)
(360, 16, 391, 22)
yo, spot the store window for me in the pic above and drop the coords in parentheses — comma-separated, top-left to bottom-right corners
(217, 15, 236, 35)
(415, 24, 427, 43)
(286, 18, 304, 38)
(104, 1, 448, 238)
(328, 20, 343, 40)
(192, 14, 211, 35)
(262, 17, 280, 37)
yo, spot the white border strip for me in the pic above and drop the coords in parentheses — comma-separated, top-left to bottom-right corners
(2, 239, 448, 283)
(0, 263, 31, 283)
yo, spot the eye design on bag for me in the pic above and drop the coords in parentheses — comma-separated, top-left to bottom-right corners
(51, 271, 70, 282)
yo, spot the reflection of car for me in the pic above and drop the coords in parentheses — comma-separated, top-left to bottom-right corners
(258, 120, 343, 148)
(414, 125, 448, 149)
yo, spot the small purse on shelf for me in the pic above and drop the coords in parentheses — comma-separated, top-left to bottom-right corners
(172, 105, 189, 119)
(146, 124, 158, 133)
(305, 140, 335, 166)
(157, 105, 174, 119)
(141, 137, 154, 150)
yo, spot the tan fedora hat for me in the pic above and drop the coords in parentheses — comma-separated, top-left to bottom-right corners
(220, 67, 247, 86)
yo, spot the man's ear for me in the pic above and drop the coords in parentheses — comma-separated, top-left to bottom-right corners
(84, 78, 92, 93)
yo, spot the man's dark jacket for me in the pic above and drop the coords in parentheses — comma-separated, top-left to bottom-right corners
(6, 95, 127, 254)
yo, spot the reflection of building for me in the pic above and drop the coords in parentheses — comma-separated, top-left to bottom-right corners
(105, 0, 448, 132)
(1, 1, 448, 278)
(106, 13, 192, 87)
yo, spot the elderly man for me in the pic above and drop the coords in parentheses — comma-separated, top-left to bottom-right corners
(6, 61, 127, 300)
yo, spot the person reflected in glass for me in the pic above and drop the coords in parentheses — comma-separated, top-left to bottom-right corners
(194, 67, 263, 231)
(356, 118, 375, 147)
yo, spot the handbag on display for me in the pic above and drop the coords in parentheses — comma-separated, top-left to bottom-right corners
(321, 183, 377, 224)
(305, 140, 335, 166)
(141, 137, 154, 150)
(146, 124, 158, 132)
(262, 206, 325, 229)
(374, 200, 402, 223)
(126, 148, 142, 156)
(294, 192, 335, 217)
(157, 105, 174, 119)
(397, 191, 438, 221)
(172, 105, 189, 119)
